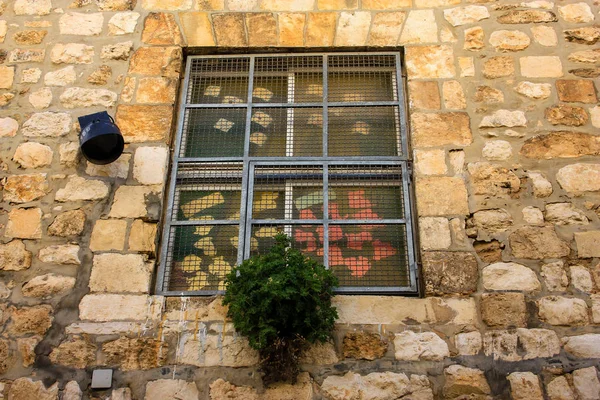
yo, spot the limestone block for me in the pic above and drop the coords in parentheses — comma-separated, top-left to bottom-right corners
(419, 217, 451, 250)
(142, 0, 193, 10)
(209, 379, 258, 400)
(79, 294, 162, 321)
(558, 3, 594, 23)
(400, 10, 437, 45)
(7, 379, 57, 400)
(116, 105, 173, 142)
(85, 154, 131, 179)
(481, 293, 526, 327)
(489, 30, 531, 51)
(60, 87, 117, 109)
(509, 227, 570, 259)
(13, 29, 46, 45)
(128, 220, 157, 253)
(422, 252, 478, 295)
(564, 26, 600, 44)
(449, 150, 465, 175)
(515, 81, 552, 99)
(49, 338, 96, 369)
(28, 88, 52, 109)
(0, 65, 14, 89)
(335, 11, 371, 46)
(538, 296, 589, 326)
(227, 0, 258, 11)
(109, 185, 158, 218)
(51, 43, 94, 64)
(342, 332, 387, 360)
(108, 12, 140, 35)
(482, 140, 512, 161)
(17, 336, 40, 368)
(575, 231, 600, 258)
(38, 244, 81, 265)
(520, 56, 563, 78)
(8, 49, 45, 63)
(414, 149, 446, 176)
(523, 206, 544, 226)
(101, 41, 133, 60)
(394, 330, 449, 361)
(464, 26, 484, 51)
(416, 177, 469, 216)
(21, 68, 42, 83)
(56, 175, 110, 202)
(59, 13, 103, 35)
(59, 142, 80, 167)
(405, 45, 455, 79)
(14, 0, 52, 15)
(556, 79, 598, 103)
(322, 371, 432, 400)
(8, 305, 53, 336)
(5, 208, 42, 239)
(592, 295, 600, 324)
(546, 105, 588, 126)
(479, 110, 526, 128)
(470, 209, 513, 234)
(88, 65, 112, 85)
(442, 80, 466, 109)
(144, 380, 199, 400)
(21, 112, 71, 137)
(459, 57, 475, 77)
(63, 382, 83, 400)
(133, 146, 168, 185)
(516, 328, 560, 359)
(483, 330, 520, 361)
(89, 253, 151, 293)
(569, 265, 593, 293)
(569, 49, 600, 64)
(179, 334, 258, 367)
(306, 12, 336, 46)
(507, 372, 543, 400)
(545, 202, 589, 225)
(142, 12, 183, 45)
(246, 13, 277, 46)
(90, 220, 127, 252)
(475, 86, 504, 104)
(482, 262, 540, 291)
(557, 164, 600, 194)
(443, 365, 491, 398)
(531, 25, 557, 46)
(546, 376, 576, 400)
(0, 240, 32, 271)
(528, 172, 553, 197)
(411, 112, 472, 147)
(300, 341, 338, 365)
(3, 174, 49, 203)
(455, 331, 482, 356)
(444, 6, 489, 26)
(498, 10, 557, 24)
(562, 334, 600, 358)
(212, 14, 247, 46)
(541, 261, 568, 291)
(22, 274, 76, 298)
(0, 117, 18, 137)
(137, 77, 177, 104)
(408, 81, 441, 110)
(278, 13, 305, 46)
(103, 337, 166, 370)
(572, 367, 600, 400)
(468, 162, 520, 197)
(367, 11, 405, 46)
(483, 56, 514, 79)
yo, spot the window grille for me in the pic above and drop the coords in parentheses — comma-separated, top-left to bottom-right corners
(157, 53, 418, 295)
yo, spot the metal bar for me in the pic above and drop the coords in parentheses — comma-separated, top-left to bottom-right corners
(395, 53, 410, 158)
(244, 163, 256, 259)
(334, 286, 418, 294)
(184, 101, 401, 108)
(401, 162, 418, 291)
(170, 220, 243, 226)
(176, 156, 409, 163)
(249, 219, 406, 224)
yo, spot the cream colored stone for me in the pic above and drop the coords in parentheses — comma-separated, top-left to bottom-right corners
(541, 261, 568, 292)
(458, 57, 475, 77)
(412, 112, 472, 147)
(507, 372, 543, 400)
(21, 68, 42, 84)
(414, 149, 447, 176)
(38, 244, 81, 265)
(444, 365, 491, 398)
(515, 81, 552, 99)
(133, 146, 168, 185)
(179, 12, 214, 46)
(22, 112, 71, 138)
(440, 26, 456, 43)
(179, 334, 259, 367)
(22, 274, 76, 298)
(394, 331, 449, 361)
(557, 164, 600, 194)
(7, 379, 57, 400)
(109, 185, 158, 218)
(79, 294, 162, 321)
(490, 30, 531, 51)
(306, 12, 336, 46)
(108, 12, 140, 35)
(442, 80, 466, 110)
(90, 220, 127, 252)
(90, 253, 151, 293)
(144, 380, 200, 400)
(450, 218, 469, 248)
(563, 334, 600, 358)
(260, 0, 314, 11)
(482, 262, 540, 291)
(5, 208, 42, 239)
(0, 117, 18, 138)
(559, 3, 594, 23)
(468, 162, 520, 197)
(8, 49, 45, 64)
(416, 177, 469, 216)
(482, 140, 512, 161)
(60, 87, 117, 108)
(3, 174, 49, 203)
(227, 0, 257, 11)
(455, 331, 482, 356)
(528, 171, 553, 197)
(0, 240, 32, 271)
(464, 26, 484, 51)
(0, 20, 6, 43)
(59, 12, 103, 35)
(29, 88, 52, 109)
(367, 11, 405, 46)
(13, 142, 53, 169)
(0, 65, 14, 89)
(419, 217, 451, 250)
(444, 6, 490, 26)
(510, 226, 570, 259)
(278, 13, 305, 46)
(520, 56, 563, 78)
(484, 331, 520, 361)
(14, 0, 52, 15)
(484, 56, 515, 79)
(44, 66, 76, 87)
(547, 376, 576, 400)
(51, 43, 95, 64)
(575, 231, 600, 258)
(406, 45, 455, 79)
(101, 41, 133, 60)
(480, 110, 527, 128)
(56, 175, 110, 202)
(322, 371, 432, 400)
(335, 11, 371, 46)
(516, 328, 561, 360)
(573, 369, 600, 400)
(59, 142, 80, 167)
(523, 206, 544, 226)
(470, 209, 513, 234)
(400, 10, 437, 45)
(142, 0, 193, 9)
(569, 265, 593, 293)
(545, 203, 589, 225)
(63, 382, 82, 400)
(530, 25, 557, 46)
(538, 296, 589, 326)
(129, 220, 157, 252)
(85, 154, 131, 179)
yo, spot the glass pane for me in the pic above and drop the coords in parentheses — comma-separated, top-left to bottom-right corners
(328, 106, 400, 157)
(328, 54, 397, 102)
(249, 107, 322, 157)
(176, 189, 241, 221)
(165, 225, 239, 292)
(250, 224, 324, 264)
(330, 224, 410, 287)
(188, 57, 249, 104)
(181, 108, 246, 158)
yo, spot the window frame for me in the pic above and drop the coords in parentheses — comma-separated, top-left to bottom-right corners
(156, 52, 419, 296)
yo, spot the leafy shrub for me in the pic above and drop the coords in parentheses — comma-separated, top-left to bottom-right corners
(222, 233, 338, 385)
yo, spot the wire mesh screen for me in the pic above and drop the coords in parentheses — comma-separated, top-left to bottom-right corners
(159, 52, 415, 295)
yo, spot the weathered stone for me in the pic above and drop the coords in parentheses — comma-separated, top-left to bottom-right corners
(515, 81, 552, 99)
(335, 11, 371, 46)
(5, 208, 42, 239)
(481, 292, 526, 327)
(0, 20, 5, 43)
(85, 154, 131, 179)
(498, 10, 557, 24)
(22, 112, 71, 137)
(575, 231, 600, 258)
(528, 171, 553, 197)
(136, 77, 177, 104)
(22, 273, 76, 298)
(343, 332, 387, 360)
(97, 0, 136, 10)
(7, 379, 58, 400)
(116, 105, 173, 143)
(90, 253, 151, 293)
(414, 149, 447, 176)
(509, 227, 570, 259)
(89, 220, 127, 252)
(411, 112, 472, 147)
(246, 13, 277, 46)
(277, 12, 305, 46)
(516, 328, 560, 360)
(443, 80, 466, 109)
(13, 30, 47, 45)
(300, 342, 338, 365)
(559, 3, 594, 23)
(459, 57, 475, 77)
(455, 331, 482, 356)
(209, 379, 258, 400)
(109, 185, 157, 218)
(564, 26, 600, 45)
(178, 12, 214, 46)
(179, 334, 258, 367)
(562, 334, 600, 358)
(14, 0, 52, 15)
(475, 86, 504, 103)
(570, 265, 593, 293)
(49, 338, 96, 368)
(482, 140, 512, 161)
(416, 177, 469, 216)
(547, 376, 576, 400)
(88, 65, 112, 85)
(38, 244, 80, 265)
(48, 209, 86, 237)
(51, 43, 94, 64)
(60, 87, 118, 109)
(523, 206, 544, 226)
(443, 365, 491, 398)
(44, 66, 76, 87)
(59, 12, 103, 35)
(405, 45, 455, 79)
(482, 262, 541, 291)
(8, 49, 45, 63)
(108, 11, 140, 35)
(128, 220, 157, 253)
(0, 65, 14, 89)
(470, 209, 513, 234)
(101, 41, 133, 60)
(467, 162, 520, 197)
(541, 261, 568, 291)
(131, 146, 169, 186)
(507, 372, 543, 400)
(59, 142, 80, 167)
(480, 109, 526, 128)
(444, 6, 489, 26)
(520, 56, 563, 77)
(422, 251, 478, 295)
(569, 49, 600, 64)
(3, 173, 49, 203)
(483, 330, 521, 361)
(142, 0, 193, 9)
(408, 81, 441, 110)
(29, 87, 52, 109)
(490, 30, 530, 51)
(483, 56, 514, 79)
(8, 305, 53, 335)
(400, 10, 437, 45)
(538, 296, 588, 326)
(56, 175, 110, 202)
(556, 79, 598, 103)
(0, 117, 18, 137)
(450, 218, 469, 249)
(212, 13, 247, 46)
(545, 203, 589, 225)
(0, 240, 31, 271)
(306, 12, 336, 46)
(79, 294, 162, 321)
(367, 11, 405, 46)
(145, 380, 199, 400)
(449, 150, 465, 175)
(63, 381, 82, 400)
(394, 330, 449, 361)
(573, 367, 600, 400)
(556, 164, 600, 194)
(363, 0, 411, 7)
(17, 336, 39, 368)
(523, 132, 599, 160)
(322, 371, 432, 400)
(419, 217, 451, 250)
(142, 12, 182, 45)
(531, 25, 557, 46)
(464, 26, 484, 51)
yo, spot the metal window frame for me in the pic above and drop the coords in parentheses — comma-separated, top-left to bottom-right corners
(156, 52, 418, 296)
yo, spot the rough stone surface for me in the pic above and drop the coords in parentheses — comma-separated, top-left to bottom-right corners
(575, 231, 600, 258)
(3, 173, 49, 203)
(79, 294, 161, 321)
(101, 41, 134, 60)
(481, 293, 527, 327)
(546, 376, 576, 400)
(490, 30, 531, 51)
(572, 367, 600, 400)
(322, 371, 433, 400)
(109, 11, 140, 35)
(523, 132, 598, 159)
(103, 337, 166, 371)
(542, 261, 569, 291)
(559, 3, 595, 23)
(60, 87, 118, 109)
(116, 105, 174, 142)
(531, 25, 557, 46)
(21, 112, 71, 137)
(7, 379, 58, 400)
(443, 365, 491, 398)
(516, 328, 561, 360)
(497, 10, 557, 24)
(400, 10, 437, 44)
(63, 381, 83, 400)
(56, 176, 110, 202)
(509, 227, 570, 259)
(51, 43, 95, 64)
(484, 330, 520, 361)
(562, 334, 600, 358)
(142, 12, 183, 45)
(419, 217, 451, 250)
(90, 219, 128, 252)
(520, 56, 563, 78)
(444, 6, 489, 26)
(29, 87, 52, 109)
(59, 12, 104, 35)
(38, 244, 80, 265)
(556, 164, 600, 194)
(556, 79, 598, 104)
(523, 206, 544, 226)
(128, 220, 157, 253)
(85, 154, 131, 179)
(538, 296, 589, 326)
(470, 209, 513, 235)
(412, 112, 472, 147)
(299, 342, 338, 365)
(59, 142, 80, 167)
(545, 203, 589, 225)
(515, 81, 552, 99)
(528, 172, 553, 197)
(343, 332, 387, 360)
(49, 338, 96, 369)
(416, 177, 469, 216)
(48, 209, 86, 237)
(0, 240, 32, 271)
(394, 331, 449, 361)
(405, 46, 455, 79)
(482, 262, 541, 291)
(8, 305, 53, 336)
(0, 117, 18, 137)
(564, 26, 600, 45)
(109, 185, 157, 218)
(5, 208, 42, 239)
(455, 331, 482, 356)
(89, 253, 151, 293)
(482, 140, 512, 161)
(414, 149, 447, 175)
(483, 56, 515, 79)
(137, 77, 177, 104)
(133, 146, 169, 185)
(468, 162, 520, 197)
(507, 372, 543, 400)
(570, 265, 593, 293)
(145, 380, 200, 400)
(422, 251, 478, 295)
(13, 142, 53, 169)
(480, 109, 526, 128)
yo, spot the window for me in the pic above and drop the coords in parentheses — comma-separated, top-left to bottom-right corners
(157, 53, 419, 295)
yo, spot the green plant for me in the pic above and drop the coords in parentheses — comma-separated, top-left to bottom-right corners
(222, 233, 338, 385)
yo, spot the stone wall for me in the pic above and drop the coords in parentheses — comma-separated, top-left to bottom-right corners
(0, 0, 599, 399)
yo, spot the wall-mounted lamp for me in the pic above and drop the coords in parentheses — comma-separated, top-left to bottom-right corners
(78, 111, 124, 165)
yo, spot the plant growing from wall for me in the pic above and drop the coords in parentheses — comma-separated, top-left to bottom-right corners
(222, 233, 338, 385)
